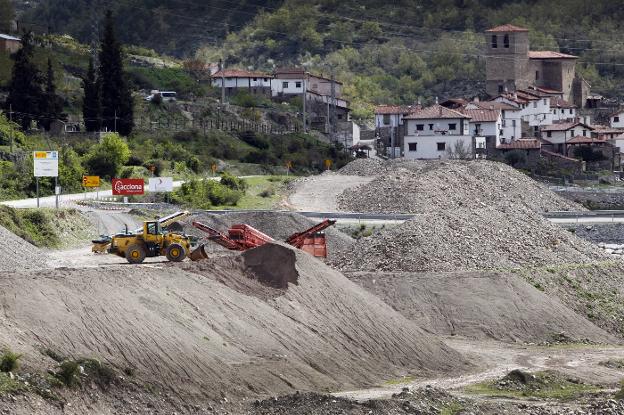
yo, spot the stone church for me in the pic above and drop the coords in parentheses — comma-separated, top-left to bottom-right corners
(484, 24, 589, 107)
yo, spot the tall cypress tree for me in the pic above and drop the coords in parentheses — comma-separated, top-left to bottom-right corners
(98, 10, 133, 136)
(41, 58, 63, 131)
(82, 57, 101, 132)
(6, 32, 45, 130)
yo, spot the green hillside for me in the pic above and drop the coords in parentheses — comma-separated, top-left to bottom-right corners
(19, 0, 624, 119)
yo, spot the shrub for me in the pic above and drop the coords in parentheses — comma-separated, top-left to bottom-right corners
(616, 380, 624, 400)
(0, 349, 22, 373)
(84, 133, 131, 179)
(504, 150, 528, 167)
(57, 360, 81, 387)
(172, 178, 243, 208)
(258, 186, 275, 198)
(238, 130, 269, 149)
(220, 172, 247, 191)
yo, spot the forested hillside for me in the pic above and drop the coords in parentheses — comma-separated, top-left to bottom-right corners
(18, 0, 624, 118)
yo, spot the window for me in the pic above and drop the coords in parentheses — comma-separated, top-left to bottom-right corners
(383, 114, 390, 125)
(416, 124, 424, 131)
(543, 99, 547, 105)
(429, 123, 434, 130)
(263, 78, 268, 82)
(547, 131, 552, 138)
(512, 120, 516, 127)
(253, 77, 257, 81)
(498, 84, 504, 94)
(533, 102, 537, 108)
(408, 143, 417, 152)
(491, 35, 497, 48)
(282, 81, 289, 88)
(504, 34, 509, 48)
(561, 109, 564, 114)
(295, 81, 302, 88)
(616, 116, 621, 123)
(583, 130, 587, 136)
(536, 71, 540, 80)
(569, 109, 573, 114)
(437, 142, 446, 151)
(448, 123, 457, 130)
(475, 123, 481, 134)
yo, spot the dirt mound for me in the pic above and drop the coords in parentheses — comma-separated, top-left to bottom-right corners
(0, 225, 49, 271)
(331, 206, 609, 273)
(347, 270, 616, 343)
(338, 160, 582, 214)
(337, 158, 388, 176)
(0, 243, 467, 402)
(186, 211, 354, 259)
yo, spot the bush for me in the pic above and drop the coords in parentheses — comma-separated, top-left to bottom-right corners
(573, 146, 606, 162)
(0, 349, 22, 372)
(57, 360, 81, 387)
(84, 133, 131, 179)
(504, 150, 528, 167)
(220, 172, 247, 191)
(238, 130, 269, 149)
(258, 186, 275, 198)
(172, 178, 243, 208)
(616, 380, 624, 400)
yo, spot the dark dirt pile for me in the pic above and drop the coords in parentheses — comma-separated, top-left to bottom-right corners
(0, 225, 49, 271)
(347, 270, 616, 343)
(185, 211, 354, 259)
(0, 243, 467, 405)
(331, 206, 609, 273)
(337, 160, 582, 214)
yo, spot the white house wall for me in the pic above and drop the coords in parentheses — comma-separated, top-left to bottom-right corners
(611, 113, 624, 129)
(404, 135, 472, 159)
(212, 77, 272, 88)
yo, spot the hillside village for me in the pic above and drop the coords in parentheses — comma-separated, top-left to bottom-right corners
(3, 2, 624, 415)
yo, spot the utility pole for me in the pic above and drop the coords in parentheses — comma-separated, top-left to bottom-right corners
(8, 104, 13, 153)
(302, 74, 307, 133)
(219, 58, 225, 105)
(90, 0, 99, 65)
(330, 67, 337, 143)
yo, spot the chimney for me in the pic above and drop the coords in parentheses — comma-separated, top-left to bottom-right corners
(439, 106, 443, 116)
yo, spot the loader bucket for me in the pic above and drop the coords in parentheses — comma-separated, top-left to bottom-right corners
(189, 244, 208, 261)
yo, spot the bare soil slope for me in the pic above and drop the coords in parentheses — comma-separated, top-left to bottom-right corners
(347, 270, 616, 343)
(0, 243, 467, 403)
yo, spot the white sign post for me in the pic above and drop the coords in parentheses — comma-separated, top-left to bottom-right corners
(33, 151, 59, 208)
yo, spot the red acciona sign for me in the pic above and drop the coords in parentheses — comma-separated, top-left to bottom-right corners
(112, 178, 145, 195)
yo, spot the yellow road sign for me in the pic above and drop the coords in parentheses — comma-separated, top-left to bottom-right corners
(211, 163, 218, 173)
(286, 161, 293, 169)
(324, 159, 333, 169)
(82, 175, 100, 187)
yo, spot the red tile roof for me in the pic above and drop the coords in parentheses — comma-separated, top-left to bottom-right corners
(212, 69, 272, 78)
(403, 104, 470, 120)
(528, 51, 578, 59)
(531, 86, 563, 95)
(485, 24, 529, 32)
(591, 125, 624, 134)
(566, 136, 609, 144)
(541, 122, 593, 132)
(497, 138, 541, 150)
(374, 105, 413, 115)
(460, 108, 500, 122)
(471, 101, 519, 111)
(550, 97, 576, 109)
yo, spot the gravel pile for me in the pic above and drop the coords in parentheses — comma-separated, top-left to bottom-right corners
(331, 206, 610, 272)
(337, 158, 388, 176)
(0, 225, 49, 272)
(337, 160, 582, 214)
(186, 211, 354, 260)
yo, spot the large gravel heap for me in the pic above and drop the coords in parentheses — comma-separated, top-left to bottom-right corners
(337, 159, 582, 214)
(0, 225, 49, 271)
(331, 205, 609, 272)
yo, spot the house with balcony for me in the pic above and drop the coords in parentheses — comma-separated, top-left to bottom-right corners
(403, 104, 472, 159)
(211, 69, 273, 97)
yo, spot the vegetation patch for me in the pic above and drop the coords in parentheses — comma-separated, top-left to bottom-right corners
(0, 372, 25, 395)
(465, 370, 600, 400)
(599, 359, 624, 369)
(0, 349, 22, 373)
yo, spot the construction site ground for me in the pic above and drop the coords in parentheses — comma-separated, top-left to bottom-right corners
(2, 159, 624, 414)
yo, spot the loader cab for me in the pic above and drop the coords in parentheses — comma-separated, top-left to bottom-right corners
(144, 221, 163, 243)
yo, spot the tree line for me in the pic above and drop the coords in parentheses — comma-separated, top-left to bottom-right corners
(3, 10, 134, 136)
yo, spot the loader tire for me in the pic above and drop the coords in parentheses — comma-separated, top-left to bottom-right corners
(126, 244, 147, 264)
(166, 243, 186, 262)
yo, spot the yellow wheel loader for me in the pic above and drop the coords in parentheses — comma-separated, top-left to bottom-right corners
(92, 211, 193, 264)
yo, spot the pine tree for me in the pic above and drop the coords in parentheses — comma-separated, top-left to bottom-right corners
(0, 0, 15, 33)
(98, 10, 133, 136)
(82, 57, 101, 132)
(41, 58, 63, 131)
(6, 32, 45, 130)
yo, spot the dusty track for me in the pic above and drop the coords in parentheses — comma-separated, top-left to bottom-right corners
(287, 174, 373, 212)
(335, 338, 624, 401)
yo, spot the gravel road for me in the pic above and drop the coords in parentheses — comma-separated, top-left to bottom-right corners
(287, 173, 374, 212)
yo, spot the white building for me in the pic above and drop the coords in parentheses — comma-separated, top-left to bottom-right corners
(494, 90, 553, 136)
(550, 97, 577, 123)
(272, 68, 343, 98)
(610, 110, 624, 129)
(374, 105, 412, 129)
(211, 69, 273, 96)
(461, 106, 502, 145)
(403, 105, 472, 159)
(541, 121, 593, 153)
(465, 101, 521, 142)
